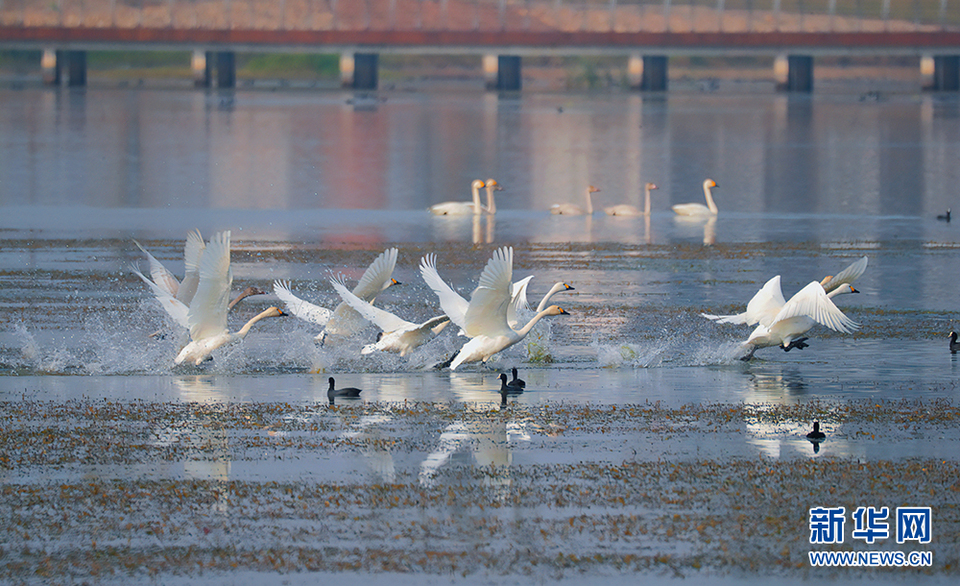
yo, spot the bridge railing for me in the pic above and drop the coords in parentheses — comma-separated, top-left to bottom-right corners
(2, 0, 959, 33)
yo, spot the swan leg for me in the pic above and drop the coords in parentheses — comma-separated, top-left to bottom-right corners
(739, 345, 757, 361)
(433, 349, 460, 370)
(781, 338, 809, 352)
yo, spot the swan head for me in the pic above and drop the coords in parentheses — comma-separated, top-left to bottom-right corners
(471, 179, 486, 190)
(241, 286, 267, 298)
(382, 277, 402, 290)
(836, 284, 859, 295)
(561, 283, 574, 292)
(542, 305, 570, 316)
(485, 179, 503, 191)
(587, 185, 601, 193)
(262, 306, 287, 318)
(704, 179, 718, 189)
(645, 182, 658, 191)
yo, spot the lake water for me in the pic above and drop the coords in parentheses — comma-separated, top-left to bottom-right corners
(2, 86, 960, 409)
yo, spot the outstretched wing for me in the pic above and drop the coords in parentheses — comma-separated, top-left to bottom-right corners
(177, 229, 206, 305)
(273, 280, 333, 326)
(130, 263, 189, 328)
(822, 256, 868, 294)
(133, 240, 180, 298)
(330, 278, 412, 333)
(703, 275, 785, 327)
(187, 230, 232, 341)
(353, 248, 399, 301)
(420, 254, 470, 332)
(776, 281, 859, 333)
(464, 246, 513, 338)
(507, 275, 534, 328)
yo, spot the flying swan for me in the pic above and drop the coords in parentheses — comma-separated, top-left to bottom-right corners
(174, 231, 286, 365)
(420, 246, 569, 369)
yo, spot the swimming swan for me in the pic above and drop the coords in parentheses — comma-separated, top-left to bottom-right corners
(605, 182, 658, 216)
(483, 179, 503, 214)
(330, 277, 450, 357)
(672, 179, 718, 216)
(422, 247, 569, 369)
(428, 179, 486, 216)
(174, 231, 286, 365)
(551, 185, 600, 215)
(273, 248, 400, 343)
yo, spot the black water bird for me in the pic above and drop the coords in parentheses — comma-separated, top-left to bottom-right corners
(328, 377, 362, 405)
(508, 367, 525, 389)
(499, 373, 523, 405)
(806, 422, 826, 441)
(950, 332, 960, 354)
(938, 209, 951, 222)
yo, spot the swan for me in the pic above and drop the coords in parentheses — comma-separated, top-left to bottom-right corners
(421, 247, 569, 369)
(508, 367, 525, 389)
(737, 281, 860, 360)
(507, 279, 575, 329)
(672, 179, 718, 216)
(273, 248, 400, 343)
(551, 185, 600, 215)
(605, 182, 658, 217)
(703, 256, 868, 326)
(950, 332, 960, 354)
(483, 178, 503, 214)
(806, 422, 826, 441)
(428, 179, 486, 216)
(173, 231, 287, 365)
(329, 277, 450, 357)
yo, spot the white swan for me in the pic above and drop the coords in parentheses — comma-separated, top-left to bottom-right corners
(329, 277, 450, 357)
(421, 247, 569, 369)
(483, 178, 503, 214)
(702, 257, 868, 326)
(737, 281, 859, 359)
(132, 231, 264, 330)
(605, 182, 658, 217)
(428, 179, 486, 216)
(273, 248, 400, 343)
(672, 179, 718, 216)
(551, 185, 600, 215)
(507, 279, 575, 329)
(174, 231, 286, 365)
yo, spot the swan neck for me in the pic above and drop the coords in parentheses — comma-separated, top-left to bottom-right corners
(236, 308, 275, 339)
(535, 283, 564, 313)
(227, 291, 249, 311)
(471, 184, 482, 214)
(515, 309, 552, 337)
(644, 186, 651, 216)
(703, 183, 718, 214)
(485, 186, 496, 214)
(585, 188, 593, 214)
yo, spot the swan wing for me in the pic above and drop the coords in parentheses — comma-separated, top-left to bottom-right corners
(187, 230, 232, 341)
(775, 281, 859, 334)
(133, 240, 180, 298)
(330, 278, 412, 333)
(273, 280, 333, 326)
(745, 275, 788, 327)
(464, 246, 513, 338)
(823, 256, 868, 293)
(352, 248, 398, 300)
(419, 254, 469, 331)
(131, 264, 190, 328)
(507, 275, 533, 327)
(177, 229, 205, 305)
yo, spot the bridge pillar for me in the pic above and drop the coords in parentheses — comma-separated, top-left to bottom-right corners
(482, 54, 522, 91)
(192, 51, 212, 88)
(61, 51, 87, 87)
(340, 53, 379, 90)
(774, 54, 813, 93)
(215, 52, 236, 88)
(922, 55, 960, 91)
(41, 49, 60, 85)
(635, 56, 667, 91)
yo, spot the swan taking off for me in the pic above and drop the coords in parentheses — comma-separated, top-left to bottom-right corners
(132, 230, 264, 331)
(174, 231, 287, 365)
(420, 247, 570, 369)
(605, 183, 658, 217)
(672, 179, 718, 216)
(329, 277, 450, 357)
(507, 278, 575, 329)
(551, 185, 600, 215)
(273, 248, 400, 344)
(428, 180, 486, 216)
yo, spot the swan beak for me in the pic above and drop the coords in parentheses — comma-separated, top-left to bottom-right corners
(564, 284, 575, 291)
(558, 307, 570, 315)
(391, 278, 402, 286)
(277, 308, 289, 316)
(850, 286, 860, 294)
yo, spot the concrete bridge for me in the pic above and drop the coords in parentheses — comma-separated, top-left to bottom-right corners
(2, 0, 959, 91)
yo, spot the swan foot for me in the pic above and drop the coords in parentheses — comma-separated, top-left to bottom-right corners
(433, 350, 460, 370)
(739, 345, 757, 361)
(781, 338, 809, 352)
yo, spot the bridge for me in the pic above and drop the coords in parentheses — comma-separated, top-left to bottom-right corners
(2, 0, 959, 91)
